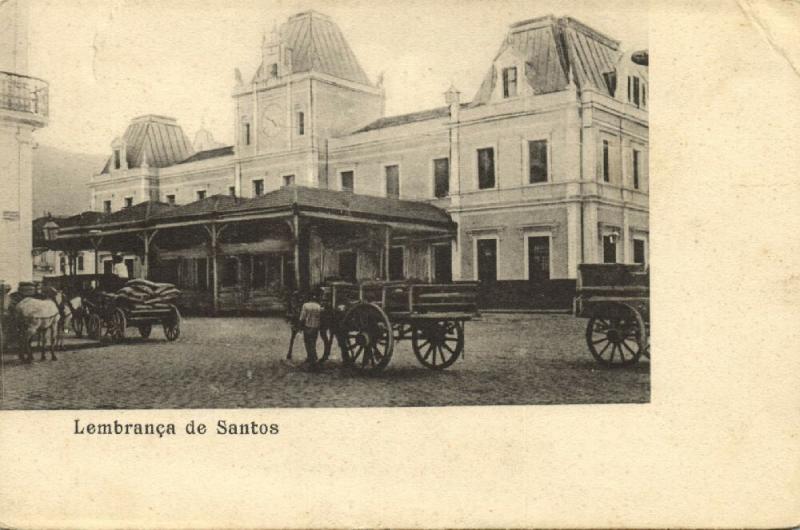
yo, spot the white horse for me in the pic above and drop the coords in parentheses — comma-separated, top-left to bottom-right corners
(15, 291, 63, 362)
(55, 296, 82, 349)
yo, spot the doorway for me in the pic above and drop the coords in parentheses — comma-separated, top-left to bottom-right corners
(476, 238, 497, 283)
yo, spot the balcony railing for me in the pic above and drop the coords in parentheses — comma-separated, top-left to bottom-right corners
(0, 71, 49, 118)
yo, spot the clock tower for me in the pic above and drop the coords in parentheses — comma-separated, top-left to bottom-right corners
(232, 11, 384, 196)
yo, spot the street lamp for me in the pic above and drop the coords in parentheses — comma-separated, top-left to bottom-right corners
(43, 220, 59, 242)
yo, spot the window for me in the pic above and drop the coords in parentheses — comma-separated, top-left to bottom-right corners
(603, 71, 617, 97)
(632, 149, 641, 189)
(252, 179, 264, 197)
(228, 186, 236, 197)
(388, 247, 404, 280)
(528, 140, 548, 183)
(166, 194, 176, 205)
(103, 200, 111, 214)
(602, 140, 610, 182)
(603, 235, 617, 263)
(243, 122, 251, 145)
(633, 238, 646, 265)
(385, 165, 400, 198)
(196, 190, 206, 200)
(502, 67, 517, 98)
(628, 76, 641, 107)
(340, 170, 354, 192)
(527, 236, 550, 281)
(339, 251, 357, 282)
(270, 63, 278, 77)
(77, 255, 84, 272)
(59, 256, 66, 274)
(124, 196, 133, 208)
(113, 149, 121, 170)
(283, 174, 295, 187)
(433, 158, 449, 198)
(297, 112, 304, 136)
(476, 238, 497, 283)
(477, 147, 495, 189)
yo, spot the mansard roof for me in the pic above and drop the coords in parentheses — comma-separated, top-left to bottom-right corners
(473, 15, 627, 103)
(263, 10, 372, 85)
(101, 115, 195, 173)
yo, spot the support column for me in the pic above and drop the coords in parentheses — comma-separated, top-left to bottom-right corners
(384, 225, 391, 280)
(292, 212, 301, 290)
(204, 224, 224, 315)
(138, 230, 158, 280)
(90, 237, 103, 274)
(622, 208, 631, 263)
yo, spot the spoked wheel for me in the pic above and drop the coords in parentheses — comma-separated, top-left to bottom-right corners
(340, 303, 394, 373)
(162, 305, 181, 341)
(138, 324, 152, 338)
(108, 308, 127, 343)
(411, 320, 464, 370)
(71, 310, 85, 338)
(585, 306, 643, 367)
(86, 313, 102, 340)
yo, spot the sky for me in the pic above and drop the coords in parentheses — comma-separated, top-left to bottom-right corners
(29, 0, 648, 156)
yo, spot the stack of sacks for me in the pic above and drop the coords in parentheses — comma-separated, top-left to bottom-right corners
(115, 279, 181, 305)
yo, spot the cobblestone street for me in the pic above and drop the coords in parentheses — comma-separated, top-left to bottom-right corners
(0, 314, 649, 409)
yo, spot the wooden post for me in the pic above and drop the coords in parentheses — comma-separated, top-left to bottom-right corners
(203, 224, 221, 315)
(90, 237, 103, 274)
(292, 212, 301, 290)
(142, 233, 150, 280)
(384, 225, 391, 280)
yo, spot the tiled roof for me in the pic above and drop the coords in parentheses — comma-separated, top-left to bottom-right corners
(179, 145, 234, 164)
(354, 106, 450, 134)
(256, 11, 371, 86)
(101, 115, 195, 173)
(100, 201, 175, 226)
(225, 186, 452, 226)
(152, 194, 245, 221)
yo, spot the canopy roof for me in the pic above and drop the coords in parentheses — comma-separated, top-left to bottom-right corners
(51, 186, 454, 247)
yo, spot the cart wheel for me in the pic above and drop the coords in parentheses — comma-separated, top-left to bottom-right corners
(163, 305, 181, 341)
(87, 313, 102, 340)
(138, 324, 152, 339)
(586, 308, 643, 367)
(340, 303, 394, 372)
(71, 310, 85, 338)
(412, 320, 464, 370)
(108, 308, 127, 343)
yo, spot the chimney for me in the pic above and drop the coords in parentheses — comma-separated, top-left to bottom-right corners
(445, 84, 461, 122)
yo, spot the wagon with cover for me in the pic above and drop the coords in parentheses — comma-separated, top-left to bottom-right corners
(298, 280, 480, 372)
(573, 263, 650, 366)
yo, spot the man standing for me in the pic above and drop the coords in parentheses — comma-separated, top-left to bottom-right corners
(298, 289, 322, 367)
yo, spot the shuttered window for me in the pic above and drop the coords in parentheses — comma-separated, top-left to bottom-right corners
(528, 140, 548, 183)
(433, 158, 449, 198)
(502, 67, 517, 98)
(341, 170, 354, 192)
(477, 148, 495, 189)
(385, 165, 400, 198)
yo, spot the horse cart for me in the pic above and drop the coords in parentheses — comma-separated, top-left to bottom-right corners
(86, 292, 181, 343)
(42, 274, 126, 339)
(573, 263, 650, 366)
(292, 281, 480, 373)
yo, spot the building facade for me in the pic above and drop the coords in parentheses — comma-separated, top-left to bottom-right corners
(83, 11, 648, 308)
(1, 0, 48, 289)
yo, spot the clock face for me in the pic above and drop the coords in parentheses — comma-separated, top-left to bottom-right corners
(260, 104, 281, 138)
